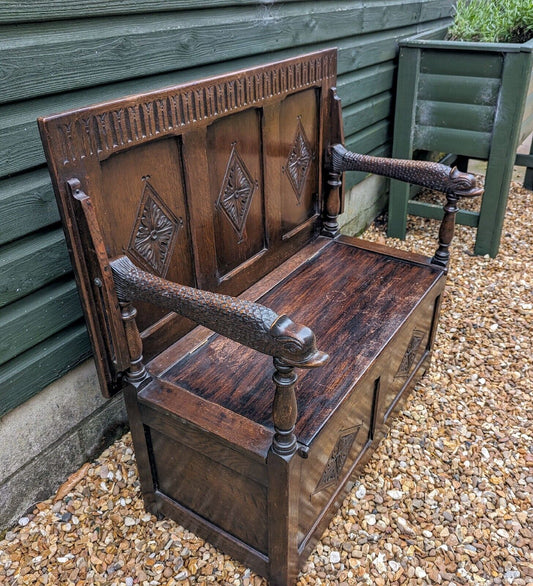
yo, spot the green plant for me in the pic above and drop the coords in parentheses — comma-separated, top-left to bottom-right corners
(448, 0, 533, 43)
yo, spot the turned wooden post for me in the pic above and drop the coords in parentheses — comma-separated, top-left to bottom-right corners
(431, 193, 459, 269)
(118, 300, 149, 388)
(271, 357, 298, 456)
(322, 170, 343, 238)
(322, 86, 344, 239)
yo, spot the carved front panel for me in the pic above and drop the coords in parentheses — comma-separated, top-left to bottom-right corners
(379, 296, 438, 425)
(298, 374, 377, 547)
(314, 425, 362, 494)
(394, 329, 425, 380)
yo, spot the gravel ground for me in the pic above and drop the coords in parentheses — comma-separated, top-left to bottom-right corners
(1, 179, 532, 585)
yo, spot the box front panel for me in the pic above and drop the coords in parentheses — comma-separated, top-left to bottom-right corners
(150, 427, 269, 555)
(297, 286, 442, 550)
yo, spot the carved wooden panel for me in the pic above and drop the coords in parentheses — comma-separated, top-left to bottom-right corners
(128, 178, 183, 277)
(286, 117, 314, 204)
(314, 425, 362, 494)
(379, 297, 439, 426)
(394, 329, 425, 380)
(207, 109, 265, 279)
(280, 89, 319, 237)
(99, 138, 195, 346)
(216, 144, 257, 241)
(49, 51, 336, 166)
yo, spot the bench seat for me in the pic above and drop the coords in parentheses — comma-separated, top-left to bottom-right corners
(149, 236, 444, 444)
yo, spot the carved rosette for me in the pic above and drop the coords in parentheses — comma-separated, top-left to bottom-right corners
(314, 425, 361, 493)
(127, 179, 182, 276)
(285, 118, 314, 203)
(394, 330, 425, 380)
(217, 144, 257, 241)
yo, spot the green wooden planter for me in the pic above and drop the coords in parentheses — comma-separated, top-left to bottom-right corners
(388, 27, 533, 257)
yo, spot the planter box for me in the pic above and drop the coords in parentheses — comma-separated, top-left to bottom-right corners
(388, 27, 533, 257)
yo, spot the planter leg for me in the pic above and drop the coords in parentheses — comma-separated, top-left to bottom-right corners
(523, 137, 533, 191)
(387, 178, 410, 239)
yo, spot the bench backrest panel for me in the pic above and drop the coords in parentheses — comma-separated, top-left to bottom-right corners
(38, 49, 339, 396)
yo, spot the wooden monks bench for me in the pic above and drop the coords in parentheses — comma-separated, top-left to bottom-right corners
(38, 50, 482, 585)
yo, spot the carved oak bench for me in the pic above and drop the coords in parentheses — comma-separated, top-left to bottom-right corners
(38, 50, 481, 585)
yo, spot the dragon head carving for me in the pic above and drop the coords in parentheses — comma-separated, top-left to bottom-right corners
(270, 315, 329, 368)
(448, 167, 484, 197)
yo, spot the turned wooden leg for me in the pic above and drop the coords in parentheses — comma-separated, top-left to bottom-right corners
(119, 300, 157, 513)
(322, 170, 342, 238)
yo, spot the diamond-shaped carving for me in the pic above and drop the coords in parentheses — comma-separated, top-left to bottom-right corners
(314, 425, 361, 494)
(394, 330, 425, 380)
(285, 118, 314, 203)
(128, 179, 182, 276)
(217, 144, 257, 241)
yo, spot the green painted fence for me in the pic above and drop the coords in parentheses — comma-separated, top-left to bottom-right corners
(0, 0, 454, 417)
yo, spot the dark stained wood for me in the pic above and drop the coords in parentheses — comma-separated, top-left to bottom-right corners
(38, 49, 337, 396)
(162, 240, 444, 445)
(151, 427, 269, 553)
(38, 49, 467, 585)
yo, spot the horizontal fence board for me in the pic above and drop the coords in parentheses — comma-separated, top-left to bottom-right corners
(515, 153, 533, 167)
(0, 169, 59, 245)
(0, 0, 303, 23)
(0, 1, 452, 104)
(0, 228, 72, 308)
(338, 63, 396, 105)
(343, 121, 392, 189)
(0, 279, 82, 365)
(421, 49, 503, 78)
(343, 92, 392, 137)
(0, 323, 91, 418)
(0, 0, 453, 23)
(414, 125, 491, 159)
(347, 120, 391, 156)
(418, 74, 501, 106)
(416, 100, 495, 133)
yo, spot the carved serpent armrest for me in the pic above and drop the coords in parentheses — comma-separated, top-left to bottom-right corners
(329, 144, 483, 267)
(110, 255, 328, 369)
(329, 144, 483, 197)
